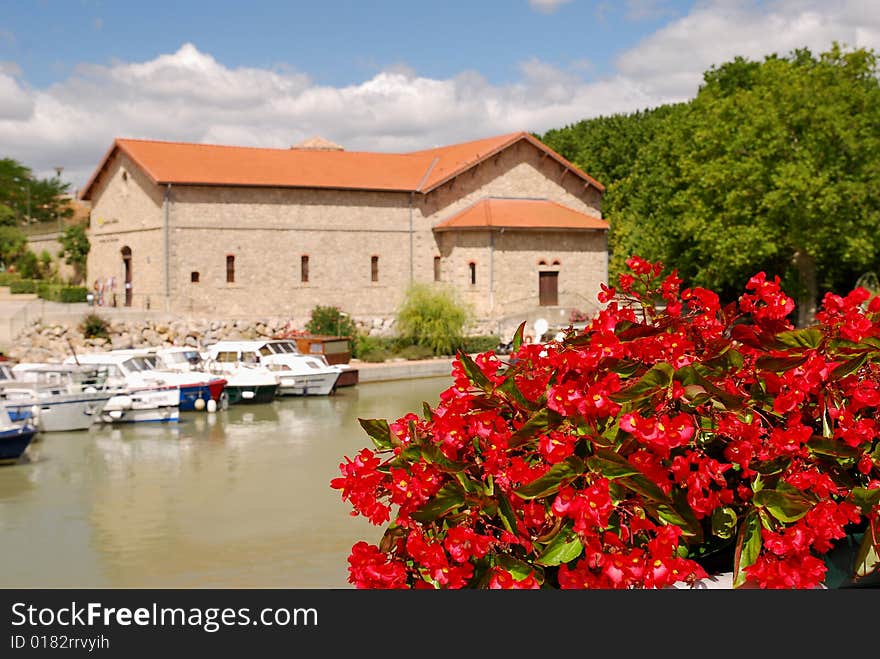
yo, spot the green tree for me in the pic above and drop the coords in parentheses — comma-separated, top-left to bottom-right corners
(15, 250, 39, 279)
(57, 224, 90, 284)
(608, 44, 880, 326)
(0, 157, 73, 226)
(0, 225, 27, 269)
(305, 305, 357, 337)
(395, 283, 471, 355)
(541, 103, 686, 189)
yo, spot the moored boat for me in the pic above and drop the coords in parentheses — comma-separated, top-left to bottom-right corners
(208, 339, 341, 396)
(201, 343, 279, 404)
(0, 402, 38, 465)
(113, 348, 228, 412)
(4, 363, 116, 432)
(62, 352, 180, 424)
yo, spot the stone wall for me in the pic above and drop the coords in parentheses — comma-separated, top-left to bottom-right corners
(84, 138, 606, 326)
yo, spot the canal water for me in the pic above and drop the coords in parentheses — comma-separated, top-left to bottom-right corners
(0, 376, 452, 589)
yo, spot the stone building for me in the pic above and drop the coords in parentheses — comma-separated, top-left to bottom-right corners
(79, 131, 609, 335)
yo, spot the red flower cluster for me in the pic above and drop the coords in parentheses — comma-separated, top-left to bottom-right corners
(333, 257, 880, 589)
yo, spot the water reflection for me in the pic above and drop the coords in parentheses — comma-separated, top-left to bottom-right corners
(0, 376, 452, 588)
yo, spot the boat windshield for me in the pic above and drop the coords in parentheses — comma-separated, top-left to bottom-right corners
(121, 357, 155, 373)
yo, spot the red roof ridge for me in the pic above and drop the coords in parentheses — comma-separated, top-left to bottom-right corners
(433, 196, 608, 232)
(80, 131, 604, 200)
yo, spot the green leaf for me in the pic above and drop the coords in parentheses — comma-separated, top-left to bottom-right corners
(753, 488, 813, 523)
(410, 482, 466, 522)
(831, 354, 868, 380)
(515, 456, 584, 500)
(711, 507, 738, 540)
(806, 437, 861, 460)
(848, 487, 880, 515)
(495, 373, 538, 412)
(609, 362, 673, 403)
(422, 401, 434, 423)
(358, 418, 393, 450)
(853, 519, 880, 581)
(774, 328, 823, 350)
(509, 407, 563, 449)
(617, 473, 671, 504)
(733, 510, 762, 588)
(419, 443, 466, 472)
(755, 354, 809, 372)
(455, 472, 484, 495)
(495, 555, 542, 582)
(586, 449, 641, 479)
(497, 492, 518, 534)
(457, 351, 493, 393)
(535, 524, 584, 566)
(511, 321, 526, 353)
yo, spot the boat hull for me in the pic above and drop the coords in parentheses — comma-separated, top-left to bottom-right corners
(99, 388, 180, 424)
(178, 379, 227, 411)
(0, 426, 37, 464)
(275, 371, 340, 396)
(31, 393, 112, 432)
(225, 384, 278, 405)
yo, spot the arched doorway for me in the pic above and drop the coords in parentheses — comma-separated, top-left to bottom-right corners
(121, 246, 132, 307)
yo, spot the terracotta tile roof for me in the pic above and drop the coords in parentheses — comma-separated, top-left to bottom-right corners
(79, 131, 603, 200)
(432, 197, 609, 232)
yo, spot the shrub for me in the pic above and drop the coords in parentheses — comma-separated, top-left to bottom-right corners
(332, 256, 880, 589)
(9, 279, 36, 294)
(459, 335, 501, 355)
(395, 283, 471, 356)
(15, 252, 40, 280)
(305, 305, 357, 338)
(37, 283, 88, 303)
(396, 344, 435, 361)
(80, 312, 109, 339)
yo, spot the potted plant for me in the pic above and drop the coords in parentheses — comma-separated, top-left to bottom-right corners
(332, 257, 879, 589)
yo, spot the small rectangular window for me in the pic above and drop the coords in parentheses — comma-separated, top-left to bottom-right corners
(226, 255, 235, 283)
(434, 256, 441, 282)
(190, 271, 200, 283)
(469, 262, 476, 285)
(371, 255, 379, 282)
(301, 255, 309, 283)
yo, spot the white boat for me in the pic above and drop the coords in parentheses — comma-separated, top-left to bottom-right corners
(108, 348, 228, 412)
(200, 343, 280, 405)
(62, 353, 180, 424)
(207, 339, 341, 396)
(3, 363, 116, 432)
(0, 401, 38, 465)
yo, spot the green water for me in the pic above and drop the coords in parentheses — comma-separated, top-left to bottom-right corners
(0, 376, 452, 588)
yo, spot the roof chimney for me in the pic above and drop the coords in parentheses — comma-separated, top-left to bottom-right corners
(291, 136, 344, 151)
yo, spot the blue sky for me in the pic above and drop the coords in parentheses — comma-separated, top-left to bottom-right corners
(1, 1, 878, 190)
(4, 1, 688, 87)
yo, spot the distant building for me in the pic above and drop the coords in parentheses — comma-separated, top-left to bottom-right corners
(79, 131, 609, 334)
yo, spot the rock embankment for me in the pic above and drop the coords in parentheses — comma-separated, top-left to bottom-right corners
(6, 317, 364, 364)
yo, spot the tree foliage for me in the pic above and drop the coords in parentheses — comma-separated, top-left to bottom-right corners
(606, 44, 880, 325)
(0, 225, 27, 269)
(305, 305, 358, 338)
(395, 283, 471, 356)
(0, 157, 74, 226)
(541, 103, 685, 189)
(57, 224, 90, 284)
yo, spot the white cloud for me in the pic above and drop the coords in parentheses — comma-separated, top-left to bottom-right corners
(616, 0, 880, 99)
(528, 0, 573, 14)
(0, 72, 34, 120)
(1, 0, 878, 192)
